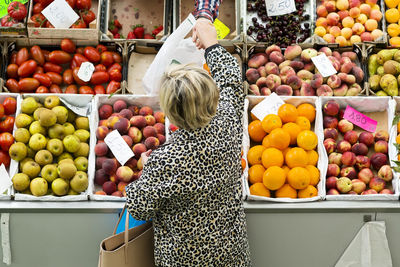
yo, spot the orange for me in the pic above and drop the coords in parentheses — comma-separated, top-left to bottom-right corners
(282, 166, 290, 176)
(261, 148, 284, 169)
(295, 116, 311, 131)
(249, 183, 271, 197)
(386, 8, 400, 24)
(297, 130, 318, 151)
(287, 167, 311, 190)
(282, 147, 291, 158)
(297, 103, 316, 122)
(278, 103, 298, 123)
(262, 135, 271, 148)
(298, 185, 318, 198)
(268, 128, 290, 150)
(261, 114, 282, 133)
(306, 165, 320, 186)
(247, 145, 266, 166)
(248, 120, 266, 142)
(282, 122, 301, 145)
(307, 150, 319, 166)
(241, 158, 246, 171)
(397, 133, 400, 144)
(285, 147, 308, 168)
(248, 164, 265, 184)
(250, 113, 258, 121)
(263, 166, 286, 190)
(275, 184, 297, 198)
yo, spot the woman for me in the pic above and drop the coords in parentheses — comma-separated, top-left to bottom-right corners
(126, 18, 251, 266)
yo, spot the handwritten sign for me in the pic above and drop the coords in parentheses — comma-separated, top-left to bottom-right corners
(213, 18, 230, 40)
(343, 106, 377, 133)
(265, 0, 296, 16)
(77, 62, 95, 82)
(104, 130, 135, 165)
(41, 0, 79, 29)
(0, 164, 11, 194)
(251, 93, 285, 121)
(311, 53, 337, 77)
(0, 0, 28, 21)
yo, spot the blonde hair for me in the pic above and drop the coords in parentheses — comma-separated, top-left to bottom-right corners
(160, 64, 219, 130)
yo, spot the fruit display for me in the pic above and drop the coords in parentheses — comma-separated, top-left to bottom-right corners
(92, 96, 165, 199)
(322, 99, 396, 197)
(9, 95, 92, 198)
(246, 44, 364, 96)
(0, 95, 18, 170)
(368, 48, 400, 96)
(246, 98, 323, 200)
(315, 0, 385, 46)
(1, 1, 28, 28)
(246, 0, 311, 45)
(385, 0, 400, 46)
(5, 39, 122, 94)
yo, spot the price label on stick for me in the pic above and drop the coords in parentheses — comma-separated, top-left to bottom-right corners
(0, 164, 12, 194)
(343, 106, 377, 133)
(77, 62, 95, 82)
(311, 53, 337, 77)
(251, 93, 285, 121)
(41, 0, 79, 29)
(265, 0, 296, 16)
(104, 130, 135, 166)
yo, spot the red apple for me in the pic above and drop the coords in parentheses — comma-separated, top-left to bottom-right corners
(327, 163, 340, 177)
(326, 176, 338, 189)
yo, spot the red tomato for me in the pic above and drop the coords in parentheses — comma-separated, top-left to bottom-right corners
(84, 47, 100, 63)
(18, 78, 40, 92)
(81, 9, 95, 25)
(0, 116, 14, 133)
(17, 60, 37, 77)
(6, 64, 18, 78)
(30, 45, 45, 66)
(96, 45, 107, 53)
(76, 0, 91, 9)
(0, 151, 10, 168)
(30, 14, 46, 27)
(1, 15, 17, 27)
(0, 132, 14, 151)
(45, 20, 54, 28)
(62, 69, 74, 85)
(109, 69, 122, 82)
(65, 85, 78, 94)
(61, 39, 76, 53)
(95, 64, 106, 72)
(106, 80, 120, 94)
(0, 104, 4, 118)
(10, 53, 17, 64)
(36, 86, 49, 93)
(94, 85, 105, 94)
(49, 50, 72, 64)
(100, 51, 114, 67)
(112, 52, 122, 63)
(44, 62, 62, 73)
(71, 19, 86, 28)
(2, 97, 16, 115)
(33, 73, 52, 87)
(42, 50, 50, 61)
(79, 86, 94, 94)
(90, 71, 109, 85)
(32, 3, 44, 14)
(34, 66, 44, 74)
(76, 47, 84, 54)
(50, 84, 62, 93)
(38, 0, 53, 7)
(5, 79, 19, 93)
(46, 72, 62, 85)
(8, 2, 27, 21)
(65, 0, 75, 8)
(72, 67, 88, 85)
(16, 48, 29, 66)
(72, 54, 88, 67)
(107, 63, 122, 73)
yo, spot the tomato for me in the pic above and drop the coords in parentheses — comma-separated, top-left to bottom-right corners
(79, 86, 94, 94)
(94, 85, 105, 94)
(42, 50, 50, 61)
(49, 50, 72, 64)
(3, 97, 16, 115)
(5, 79, 19, 93)
(38, 0, 53, 7)
(46, 72, 62, 85)
(45, 20, 54, 28)
(34, 66, 44, 74)
(65, 0, 75, 8)
(33, 73, 52, 87)
(8, 2, 27, 21)
(76, 47, 84, 54)
(6, 64, 18, 78)
(50, 84, 62, 93)
(10, 53, 17, 64)
(72, 67, 88, 85)
(18, 78, 40, 92)
(0, 132, 14, 152)
(32, 3, 44, 14)
(106, 80, 120, 94)
(61, 39, 76, 53)
(1, 15, 17, 27)
(30, 14, 46, 27)
(107, 63, 122, 73)
(16, 48, 29, 66)
(36, 86, 49, 93)
(96, 45, 107, 53)
(109, 69, 122, 82)
(0, 151, 10, 168)
(95, 64, 106, 72)
(18, 60, 37, 77)
(0, 116, 14, 133)
(76, 0, 91, 9)
(65, 85, 78, 94)
(44, 62, 62, 73)
(112, 52, 122, 63)
(0, 105, 4, 118)
(100, 51, 114, 67)
(84, 47, 100, 63)
(72, 53, 88, 67)
(71, 19, 86, 28)
(30, 45, 45, 66)
(90, 71, 109, 85)
(62, 69, 74, 85)
(81, 9, 95, 25)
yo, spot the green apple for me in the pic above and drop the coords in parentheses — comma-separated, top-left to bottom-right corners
(51, 178, 69, 196)
(21, 97, 38, 114)
(74, 143, 89, 157)
(33, 107, 46, 121)
(68, 188, 79, 195)
(34, 150, 53, 166)
(41, 164, 58, 183)
(67, 110, 76, 123)
(9, 142, 27, 161)
(26, 147, 35, 158)
(63, 123, 75, 136)
(47, 139, 64, 156)
(29, 121, 46, 135)
(30, 177, 48, 196)
(63, 135, 81, 153)
(70, 171, 88, 193)
(15, 114, 33, 128)
(74, 157, 88, 172)
(22, 161, 41, 178)
(57, 153, 73, 163)
(57, 162, 77, 180)
(58, 159, 74, 165)
(44, 95, 60, 109)
(48, 124, 65, 139)
(12, 173, 30, 191)
(19, 158, 33, 171)
(14, 128, 31, 143)
(74, 129, 90, 142)
(29, 133, 47, 151)
(39, 109, 57, 127)
(52, 106, 68, 124)
(75, 117, 89, 130)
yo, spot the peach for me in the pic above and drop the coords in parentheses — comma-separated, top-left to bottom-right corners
(360, 4, 371, 16)
(102, 158, 118, 175)
(343, 51, 357, 60)
(378, 165, 393, 182)
(323, 34, 336, 43)
(328, 56, 341, 71)
(327, 163, 341, 177)
(365, 0, 377, 6)
(329, 152, 342, 165)
(113, 100, 127, 113)
(119, 109, 133, 120)
(341, 166, 357, 179)
(369, 177, 386, 193)
(327, 12, 340, 26)
(324, 128, 339, 140)
(351, 179, 366, 194)
(327, 188, 340, 195)
(330, 26, 341, 37)
(287, 76, 302, 90)
(349, 7, 361, 18)
(374, 130, 389, 142)
(300, 82, 316, 96)
(121, 135, 133, 147)
(128, 126, 142, 143)
(130, 115, 147, 129)
(350, 35, 362, 44)
(374, 140, 388, 154)
(256, 77, 268, 88)
(107, 115, 120, 129)
(317, 85, 334, 96)
(365, 19, 378, 32)
(116, 166, 133, 183)
(351, 66, 364, 83)
(352, 143, 368, 156)
(324, 116, 339, 129)
(144, 136, 160, 150)
(346, 83, 362, 96)
(359, 132, 374, 147)
(301, 48, 318, 62)
(311, 73, 323, 89)
(117, 181, 128, 192)
(265, 74, 281, 90)
(370, 9, 382, 21)
(279, 66, 296, 83)
(293, 90, 301, 96)
(246, 68, 260, 83)
(257, 66, 267, 77)
(145, 115, 156, 126)
(249, 84, 260, 95)
(154, 111, 165, 124)
(279, 60, 291, 70)
(157, 134, 166, 145)
(361, 189, 378, 195)
(380, 189, 394, 194)
(265, 62, 279, 75)
(142, 126, 157, 138)
(289, 60, 304, 71)
(284, 45, 302, 60)
(297, 70, 314, 81)
(356, 13, 368, 24)
(303, 63, 315, 72)
(95, 142, 108, 157)
(248, 53, 268, 68)
(317, 5, 328, 17)
(370, 153, 388, 170)
(103, 181, 117, 195)
(341, 27, 353, 39)
(154, 123, 165, 135)
(371, 29, 384, 41)
(336, 0, 349, 10)
(352, 23, 365, 35)
(360, 32, 373, 42)
(265, 45, 281, 58)
(342, 151, 356, 166)
(113, 117, 130, 134)
(96, 126, 109, 140)
(261, 88, 272, 96)
(339, 10, 350, 20)
(125, 157, 137, 170)
(355, 155, 371, 170)
(343, 130, 358, 144)
(99, 120, 108, 127)
(324, 138, 337, 154)
(358, 168, 373, 184)
(319, 47, 333, 56)
(316, 17, 328, 28)
(128, 105, 140, 116)
(332, 51, 341, 60)
(341, 62, 354, 74)
(111, 191, 123, 197)
(139, 106, 153, 116)
(327, 75, 342, 89)
(269, 51, 284, 65)
(349, 0, 361, 8)
(337, 140, 352, 153)
(275, 85, 293, 96)
(342, 17, 355, 28)
(95, 170, 108, 187)
(338, 119, 354, 133)
(326, 177, 339, 190)
(132, 143, 147, 159)
(333, 84, 349, 96)
(99, 104, 113, 120)
(324, 1, 337, 12)
(96, 156, 108, 169)
(336, 36, 348, 47)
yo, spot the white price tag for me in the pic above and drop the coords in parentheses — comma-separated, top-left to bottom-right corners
(0, 164, 12, 194)
(311, 53, 337, 77)
(104, 130, 135, 166)
(77, 62, 95, 82)
(41, 0, 79, 29)
(265, 0, 296, 16)
(251, 93, 285, 121)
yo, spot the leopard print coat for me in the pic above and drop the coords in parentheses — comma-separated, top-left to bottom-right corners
(126, 45, 251, 267)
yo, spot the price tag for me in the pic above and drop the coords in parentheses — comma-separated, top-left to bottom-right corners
(311, 53, 337, 77)
(0, 0, 28, 21)
(213, 18, 230, 40)
(77, 62, 95, 82)
(104, 130, 135, 166)
(41, 0, 79, 29)
(251, 93, 285, 121)
(343, 106, 377, 133)
(265, 0, 296, 16)
(0, 164, 11, 194)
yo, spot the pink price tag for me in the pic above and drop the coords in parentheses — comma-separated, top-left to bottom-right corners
(343, 106, 377, 133)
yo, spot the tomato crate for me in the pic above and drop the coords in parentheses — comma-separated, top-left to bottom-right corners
(0, 0, 30, 37)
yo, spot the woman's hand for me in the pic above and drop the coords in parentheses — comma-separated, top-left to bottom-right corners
(192, 18, 218, 50)
(141, 150, 153, 166)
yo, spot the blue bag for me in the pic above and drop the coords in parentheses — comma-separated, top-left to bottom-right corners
(115, 208, 146, 234)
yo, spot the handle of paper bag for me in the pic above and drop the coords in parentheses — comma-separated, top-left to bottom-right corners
(113, 205, 130, 264)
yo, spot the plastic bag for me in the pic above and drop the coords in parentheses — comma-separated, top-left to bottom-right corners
(142, 14, 205, 96)
(115, 208, 146, 234)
